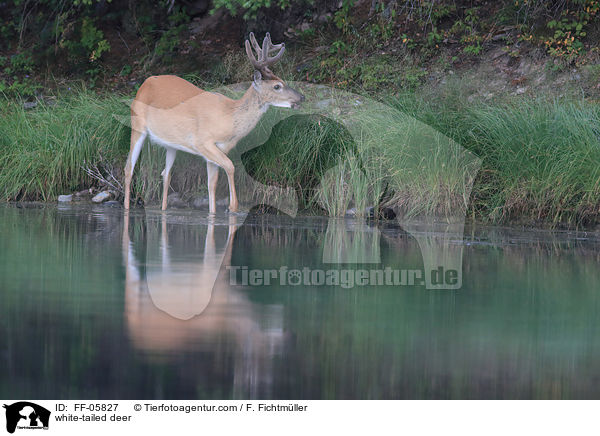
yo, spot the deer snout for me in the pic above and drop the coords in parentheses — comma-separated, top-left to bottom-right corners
(292, 90, 305, 108)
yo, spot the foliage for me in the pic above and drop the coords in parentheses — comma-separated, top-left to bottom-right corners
(211, 0, 302, 19)
(0, 0, 185, 88)
(0, 52, 41, 96)
(0, 0, 599, 93)
(333, 0, 356, 34)
(60, 17, 111, 81)
(542, 0, 599, 64)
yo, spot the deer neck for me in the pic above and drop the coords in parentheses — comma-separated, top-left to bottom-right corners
(232, 85, 270, 138)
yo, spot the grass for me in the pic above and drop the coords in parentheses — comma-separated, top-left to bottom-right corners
(241, 114, 358, 213)
(390, 86, 600, 225)
(0, 89, 207, 204)
(0, 91, 129, 201)
(0, 82, 599, 227)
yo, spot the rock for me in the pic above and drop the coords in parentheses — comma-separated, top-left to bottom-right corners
(187, 0, 210, 16)
(216, 198, 229, 207)
(23, 101, 37, 110)
(104, 200, 121, 207)
(379, 207, 397, 220)
(515, 86, 527, 95)
(75, 188, 94, 198)
(345, 207, 357, 216)
(249, 204, 282, 215)
(167, 193, 188, 208)
(189, 9, 225, 35)
(16, 202, 45, 209)
(492, 33, 510, 41)
(92, 191, 112, 203)
(57, 194, 73, 203)
(192, 197, 210, 209)
(296, 61, 312, 73)
(43, 97, 57, 107)
(366, 206, 396, 221)
(315, 99, 334, 110)
(317, 13, 332, 23)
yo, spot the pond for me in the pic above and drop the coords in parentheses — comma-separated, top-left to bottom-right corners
(1, 204, 599, 399)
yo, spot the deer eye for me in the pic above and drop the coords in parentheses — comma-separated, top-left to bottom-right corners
(274, 84, 281, 90)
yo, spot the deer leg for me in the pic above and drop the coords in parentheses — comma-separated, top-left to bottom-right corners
(227, 169, 238, 213)
(124, 129, 147, 209)
(161, 148, 177, 211)
(202, 146, 238, 213)
(161, 213, 170, 267)
(205, 220, 216, 258)
(207, 161, 219, 214)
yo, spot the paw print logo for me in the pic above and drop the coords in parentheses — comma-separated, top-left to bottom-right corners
(287, 269, 302, 286)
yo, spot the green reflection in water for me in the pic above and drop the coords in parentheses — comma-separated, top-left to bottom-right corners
(0, 204, 599, 399)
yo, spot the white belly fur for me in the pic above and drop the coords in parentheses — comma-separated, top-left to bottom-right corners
(148, 129, 200, 155)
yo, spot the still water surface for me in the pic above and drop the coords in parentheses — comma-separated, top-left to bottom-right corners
(1, 204, 599, 399)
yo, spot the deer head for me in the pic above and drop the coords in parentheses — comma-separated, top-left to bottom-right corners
(245, 32, 305, 109)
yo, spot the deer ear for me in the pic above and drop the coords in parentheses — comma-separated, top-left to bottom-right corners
(252, 70, 262, 91)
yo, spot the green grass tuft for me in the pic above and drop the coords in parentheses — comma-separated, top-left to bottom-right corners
(0, 91, 129, 201)
(0, 85, 599, 227)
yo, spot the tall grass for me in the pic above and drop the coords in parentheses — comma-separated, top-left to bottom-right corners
(241, 114, 358, 212)
(390, 88, 600, 225)
(0, 85, 599, 227)
(0, 91, 129, 200)
(0, 91, 207, 203)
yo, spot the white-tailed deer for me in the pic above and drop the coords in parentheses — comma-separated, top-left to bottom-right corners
(123, 32, 305, 212)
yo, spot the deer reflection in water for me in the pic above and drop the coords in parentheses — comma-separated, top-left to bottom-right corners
(122, 212, 284, 396)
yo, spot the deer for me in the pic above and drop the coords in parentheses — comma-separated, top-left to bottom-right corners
(123, 32, 305, 213)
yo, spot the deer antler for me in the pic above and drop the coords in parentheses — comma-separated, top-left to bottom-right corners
(245, 32, 285, 80)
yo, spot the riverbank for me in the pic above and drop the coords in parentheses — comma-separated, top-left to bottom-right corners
(1, 81, 599, 229)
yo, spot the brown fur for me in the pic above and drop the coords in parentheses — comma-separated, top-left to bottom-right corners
(123, 73, 304, 212)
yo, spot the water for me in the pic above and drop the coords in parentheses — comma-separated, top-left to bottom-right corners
(1, 204, 599, 399)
